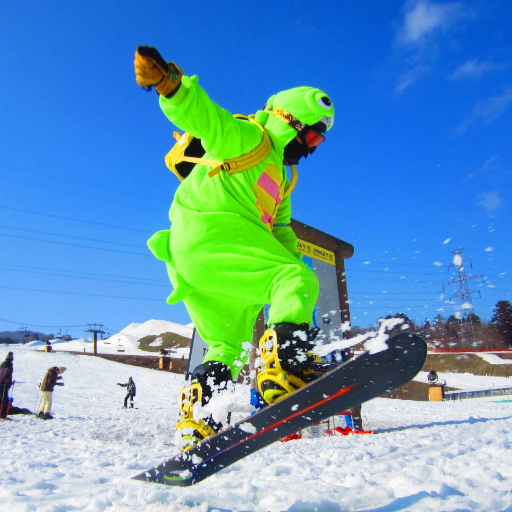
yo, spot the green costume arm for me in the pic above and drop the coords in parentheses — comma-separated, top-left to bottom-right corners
(159, 75, 262, 160)
(159, 74, 301, 260)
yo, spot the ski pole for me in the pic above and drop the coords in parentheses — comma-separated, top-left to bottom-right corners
(33, 383, 41, 413)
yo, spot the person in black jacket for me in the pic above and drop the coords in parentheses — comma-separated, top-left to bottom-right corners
(0, 352, 14, 419)
(117, 377, 136, 408)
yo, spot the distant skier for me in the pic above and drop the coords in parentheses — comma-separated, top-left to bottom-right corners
(37, 367, 66, 420)
(0, 352, 14, 419)
(117, 377, 136, 408)
(134, 46, 334, 449)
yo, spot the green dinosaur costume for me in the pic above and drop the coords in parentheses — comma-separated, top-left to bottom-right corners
(148, 74, 334, 377)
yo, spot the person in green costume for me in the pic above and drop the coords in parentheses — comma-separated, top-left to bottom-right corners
(134, 46, 335, 450)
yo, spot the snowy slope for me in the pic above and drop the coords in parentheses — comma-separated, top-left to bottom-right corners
(26, 319, 193, 357)
(116, 319, 193, 342)
(1, 345, 512, 512)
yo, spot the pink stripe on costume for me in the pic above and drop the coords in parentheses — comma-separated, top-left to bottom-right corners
(257, 173, 282, 205)
(260, 209, 274, 230)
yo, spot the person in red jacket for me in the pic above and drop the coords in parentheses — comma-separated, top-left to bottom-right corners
(36, 367, 66, 420)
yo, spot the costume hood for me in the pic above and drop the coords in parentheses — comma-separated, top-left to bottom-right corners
(254, 86, 335, 155)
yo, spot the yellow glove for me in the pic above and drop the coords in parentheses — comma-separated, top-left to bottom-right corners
(134, 46, 183, 98)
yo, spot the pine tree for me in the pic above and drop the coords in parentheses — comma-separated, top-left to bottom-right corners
(490, 300, 512, 348)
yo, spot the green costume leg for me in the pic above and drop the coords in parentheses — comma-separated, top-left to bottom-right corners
(149, 209, 319, 377)
(175, 211, 318, 374)
(183, 290, 262, 378)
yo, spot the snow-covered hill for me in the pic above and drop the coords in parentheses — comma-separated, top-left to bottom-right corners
(25, 319, 193, 357)
(116, 319, 193, 343)
(1, 344, 512, 512)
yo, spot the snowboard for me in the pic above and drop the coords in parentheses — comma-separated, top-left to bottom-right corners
(133, 332, 427, 487)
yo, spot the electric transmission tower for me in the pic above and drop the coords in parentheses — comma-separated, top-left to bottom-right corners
(443, 248, 483, 345)
(443, 248, 483, 319)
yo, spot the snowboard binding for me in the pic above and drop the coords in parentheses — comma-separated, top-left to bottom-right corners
(176, 383, 221, 451)
(256, 322, 320, 405)
(175, 361, 232, 451)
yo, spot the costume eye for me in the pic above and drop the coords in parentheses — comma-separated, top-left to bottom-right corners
(318, 96, 331, 109)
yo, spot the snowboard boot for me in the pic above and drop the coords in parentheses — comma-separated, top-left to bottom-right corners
(257, 322, 320, 405)
(175, 361, 232, 451)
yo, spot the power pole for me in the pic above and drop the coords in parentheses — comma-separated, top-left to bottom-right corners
(85, 323, 105, 356)
(443, 248, 483, 344)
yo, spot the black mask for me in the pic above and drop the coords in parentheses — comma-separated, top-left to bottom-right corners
(283, 121, 327, 166)
(283, 137, 309, 166)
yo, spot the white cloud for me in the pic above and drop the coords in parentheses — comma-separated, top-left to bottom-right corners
(477, 191, 503, 212)
(449, 59, 507, 80)
(395, 65, 431, 94)
(465, 155, 510, 182)
(392, 0, 466, 93)
(458, 87, 512, 133)
(396, 0, 464, 46)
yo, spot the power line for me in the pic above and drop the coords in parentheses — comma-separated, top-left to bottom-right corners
(348, 276, 447, 283)
(0, 162, 168, 203)
(1, 176, 160, 210)
(349, 258, 455, 269)
(0, 266, 169, 287)
(0, 204, 152, 234)
(0, 224, 146, 249)
(0, 233, 151, 257)
(0, 316, 88, 329)
(0, 261, 168, 283)
(348, 268, 450, 276)
(350, 291, 444, 295)
(0, 284, 163, 301)
(349, 296, 445, 301)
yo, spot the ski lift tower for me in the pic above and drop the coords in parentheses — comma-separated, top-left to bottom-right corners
(85, 323, 105, 356)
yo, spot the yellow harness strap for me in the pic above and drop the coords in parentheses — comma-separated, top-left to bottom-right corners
(207, 115, 272, 178)
(164, 114, 297, 196)
(284, 165, 298, 198)
(164, 115, 272, 181)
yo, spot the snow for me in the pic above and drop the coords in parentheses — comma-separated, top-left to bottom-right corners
(416, 370, 512, 391)
(2, 344, 512, 512)
(26, 319, 193, 358)
(117, 319, 193, 340)
(475, 353, 512, 365)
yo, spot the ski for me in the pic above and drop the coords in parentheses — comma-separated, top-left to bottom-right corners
(133, 332, 427, 486)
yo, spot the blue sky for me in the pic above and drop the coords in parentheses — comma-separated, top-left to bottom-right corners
(0, 0, 511, 337)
